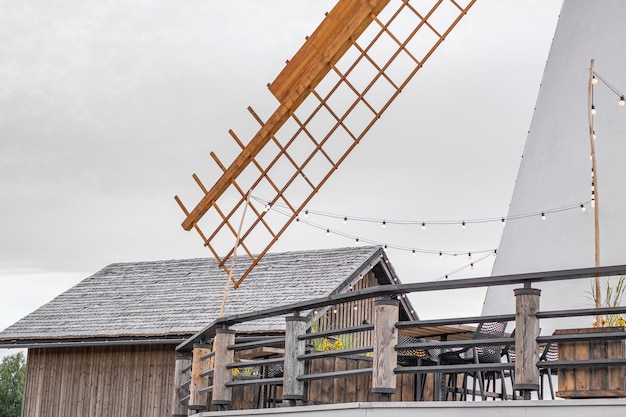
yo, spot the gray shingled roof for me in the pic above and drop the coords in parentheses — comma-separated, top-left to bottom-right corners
(0, 246, 388, 343)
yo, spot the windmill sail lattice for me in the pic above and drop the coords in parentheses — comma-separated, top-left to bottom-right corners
(175, 0, 476, 288)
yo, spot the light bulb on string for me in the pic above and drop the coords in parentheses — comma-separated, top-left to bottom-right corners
(501, 218, 506, 227)
(592, 76, 598, 85)
(343, 216, 348, 224)
(461, 221, 466, 229)
(382, 220, 386, 228)
(541, 212, 546, 220)
(470, 263, 475, 270)
(326, 228, 330, 236)
(264, 202, 272, 212)
(304, 209, 309, 218)
(468, 252, 472, 260)
(580, 204, 586, 213)
(493, 249, 497, 257)
(421, 222, 426, 230)
(383, 244, 388, 252)
(439, 252, 443, 258)
(592, 131, 596, 140)
(620, 96, 625, 107)
(295, 217, 300, 225)
(591, 105, 597, 116)
(355, 237, 359, 245)
(412, 249, 416, 256)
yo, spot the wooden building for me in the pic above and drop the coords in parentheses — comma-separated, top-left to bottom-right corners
(0, 246, 416, 417)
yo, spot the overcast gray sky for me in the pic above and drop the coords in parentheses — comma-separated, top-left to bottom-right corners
(0, 0, 563, 353)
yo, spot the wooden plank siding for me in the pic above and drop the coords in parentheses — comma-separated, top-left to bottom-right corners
(313, 271, 380, 348)
(22, 344, 176, 417)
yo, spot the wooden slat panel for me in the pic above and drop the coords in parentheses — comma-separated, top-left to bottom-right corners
(21, 345, 176, 417)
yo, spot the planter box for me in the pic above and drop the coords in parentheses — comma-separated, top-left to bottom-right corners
(556, 326, 626, 398)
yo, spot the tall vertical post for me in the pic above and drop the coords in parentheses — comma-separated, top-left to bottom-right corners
(282, 314, 308, 406)
(212, 328, 236, 409)
(372, 298, 398, 401)
(171, 353, 192, 417)
(513, 286, 541, 399)
(188, 344, 211, 411)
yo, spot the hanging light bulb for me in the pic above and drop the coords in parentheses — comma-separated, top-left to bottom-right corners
(591, 105, 597, 116)
(264, 202, 272, 212)
(580, 204, 586, 213)
(501, 218, 506, 227)
(383, 244, 388, 252)
(421, 222, 426, 230)
(439, 251, 443, 258)
(619, 96, 625, 107)
(470, 263, 475, 270)
(295, 217, 300, 225)
(592, 131, 596, 140)
(343, 216, 348, 224)
(591, 200, 596, 208)
(461, 221, 466, 229)
(468, 252, 472, 260)
(493, 249, 497, 257)
(592, 75, 598, 85)
(541, 212, 546, 220)
(412, 249, 416, 256)
(355, 237, 359, 245)
(304, 209, 309, 217)
(326, 228, 330, 236)
(382, 220, 386, 228)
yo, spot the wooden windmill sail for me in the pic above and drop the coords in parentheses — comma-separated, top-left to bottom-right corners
(175, 0, 476, 288)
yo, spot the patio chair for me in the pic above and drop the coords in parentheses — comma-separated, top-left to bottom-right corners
(437, 321, 508, 401)
(396, 334, 441, 400)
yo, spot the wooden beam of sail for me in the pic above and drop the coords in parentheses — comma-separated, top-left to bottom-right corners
(175, 0, 477, 288)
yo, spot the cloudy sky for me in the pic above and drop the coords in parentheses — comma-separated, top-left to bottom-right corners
(0, 0, 563, 354)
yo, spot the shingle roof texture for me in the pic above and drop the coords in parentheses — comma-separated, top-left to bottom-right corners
(0, 246, 383, 341)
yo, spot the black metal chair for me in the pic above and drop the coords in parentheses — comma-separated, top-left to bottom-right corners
(396, 334, 441, 400)
(437, 321, 508, 401)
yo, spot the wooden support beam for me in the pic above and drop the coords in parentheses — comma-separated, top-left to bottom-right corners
(212, 328, 236, 408)
(171, 353, 192, 417)
(514, 287, 541, 399)
(188, 344, 211, 411)
(372, 299, 398, 400)
(282, 315, 308, 405)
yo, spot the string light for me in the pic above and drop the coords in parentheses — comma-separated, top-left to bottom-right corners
(592, 75, 598, 85)
(295, 217, 300, 225)
(541, 212, 546, 220)
(461, 221, 466, 229)
(620, 96, 625, 107)
(355, 237, 359, 245)
(468, 252, 472, 260)
(412, 249, 416, 256)
(383, 244, 388, 252)
(580, 204, 586, 213)
(253, 195, 591, 228)
(264, 202, 272, 212)
(591, 105, 597, 116)
(382, 220, 387, 228)
(326, 228, 330, 236)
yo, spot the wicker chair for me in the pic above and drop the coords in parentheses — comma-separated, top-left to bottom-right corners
(437, 321, 508, 401)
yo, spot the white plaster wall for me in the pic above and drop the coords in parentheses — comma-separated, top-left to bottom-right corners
(482, 0, 626, 333)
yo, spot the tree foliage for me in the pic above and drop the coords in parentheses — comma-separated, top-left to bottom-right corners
(0, 352, 25, 417)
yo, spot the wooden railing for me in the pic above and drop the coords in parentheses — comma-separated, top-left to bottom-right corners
(172, 264, 626, 413)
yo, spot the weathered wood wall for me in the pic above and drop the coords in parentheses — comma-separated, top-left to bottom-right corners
(314, 271, 379, 347)
(22, 344, 176, 417)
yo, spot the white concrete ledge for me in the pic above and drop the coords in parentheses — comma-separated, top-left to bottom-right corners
(194, 399, 626, 417)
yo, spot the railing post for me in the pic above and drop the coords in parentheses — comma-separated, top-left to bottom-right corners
(372, 298, 398, 401)
(171, 352, 192, 417)
(514, 286, 541, 399)
(282, 313, 308, 406)
(212, 327, 236, 410)
(189, 344, 211, 412)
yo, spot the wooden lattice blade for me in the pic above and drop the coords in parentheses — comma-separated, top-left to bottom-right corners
(176, 0, 477, 288)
